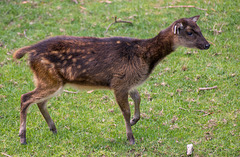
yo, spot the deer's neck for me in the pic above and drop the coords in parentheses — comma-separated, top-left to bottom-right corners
(143, 26, 176, 73)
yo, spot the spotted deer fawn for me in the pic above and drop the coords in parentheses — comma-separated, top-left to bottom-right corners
(14, 15, 210, 145)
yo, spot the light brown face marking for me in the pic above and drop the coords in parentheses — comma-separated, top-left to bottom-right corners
(116, 41, 121, 44)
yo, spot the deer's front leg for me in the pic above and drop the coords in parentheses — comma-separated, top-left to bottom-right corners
(129, 89, 141, 126)
(114, 90, 135, 145)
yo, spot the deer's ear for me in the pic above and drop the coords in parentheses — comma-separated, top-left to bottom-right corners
(189, 15, 200, 22)
(173, 22, 183, 34)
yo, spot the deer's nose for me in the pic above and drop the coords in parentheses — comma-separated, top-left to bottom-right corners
(205, 43, 210, 49)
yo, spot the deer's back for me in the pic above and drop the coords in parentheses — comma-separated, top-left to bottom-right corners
(28, 36, 149, 89)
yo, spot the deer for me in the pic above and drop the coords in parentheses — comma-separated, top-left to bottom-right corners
(13, 15, 210, 145)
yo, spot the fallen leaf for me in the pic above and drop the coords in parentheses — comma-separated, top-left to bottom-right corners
(164, 67, 170, 72)
(185, 51, 192, 55)
(79, 6, 86, 10)
(87, 90, 94, 93)
(207, 119, 217, 128)
(108, 109, 114, 113)
(176, 89, 183, 93)
(72, 0, 78, 4)
(59, 28, 65, 32)
(101, 95, 109, 100)
(141, 113, 150, 119)
(185, 76, 190, 80)
(182, 65, 187, 71)
(57, 6, 62, 10)
(22, 1, 29, 4)
(170, 124, 179, 130)
(100, 0, 112, 3)
(128, 14, 137, 19)
(158, 108, 164, 116)
(65, 126, 70, 130)
(171, 116, 178, 124)
(222, 118, 227, 124)
(205, 132, 213, 141)
(161, 82, 167, 86)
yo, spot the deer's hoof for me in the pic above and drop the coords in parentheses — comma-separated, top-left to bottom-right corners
(50, 128, 57, 134)
(130, 117, 140, 126)
(129, 138, 135, 145)
(127, 133, 135, 145)
(20, 138, 27, 145)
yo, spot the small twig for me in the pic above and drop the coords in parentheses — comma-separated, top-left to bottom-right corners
(199, 86, 217, 91)
(208, 41, 216, 46)
(105, 16, 133, 33)
(156, 5, 207, 11)
(179, 107, 189, 111)
(195, 110, 213, 116)
(72, 0, 78, 4)
(213, 23, 224, 35)
(194, 110, 208, 114)
(203, 112, 213, 116)
(1, 152, 12, 157)
(23, 29, 32, 41)
(64, 90, 78, 94)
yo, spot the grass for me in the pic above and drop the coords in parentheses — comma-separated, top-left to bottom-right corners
(0, 0, 239, 156)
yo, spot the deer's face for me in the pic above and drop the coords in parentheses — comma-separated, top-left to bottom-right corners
(173, 15, 210, 50)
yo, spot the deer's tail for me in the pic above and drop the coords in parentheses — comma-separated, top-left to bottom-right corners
(13, 46, 33, 59)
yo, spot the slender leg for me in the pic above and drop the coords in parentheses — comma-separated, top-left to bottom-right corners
(114, 90, 135, 145)
(19, 86, 61, 144)
(129, 89, 141, 126)
(37, 100, 57, 133)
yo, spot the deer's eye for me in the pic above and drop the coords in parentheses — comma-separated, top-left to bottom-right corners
(187, 32, 193, 36)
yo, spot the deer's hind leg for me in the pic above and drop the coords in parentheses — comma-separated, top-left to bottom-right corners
(19, 85, 63, 144)
(19, 61, 63, 144)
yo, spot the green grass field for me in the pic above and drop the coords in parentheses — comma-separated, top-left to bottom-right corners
(0, 0, 239, 156)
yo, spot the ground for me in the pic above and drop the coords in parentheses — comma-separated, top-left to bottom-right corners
(0, 0, 239, 156)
